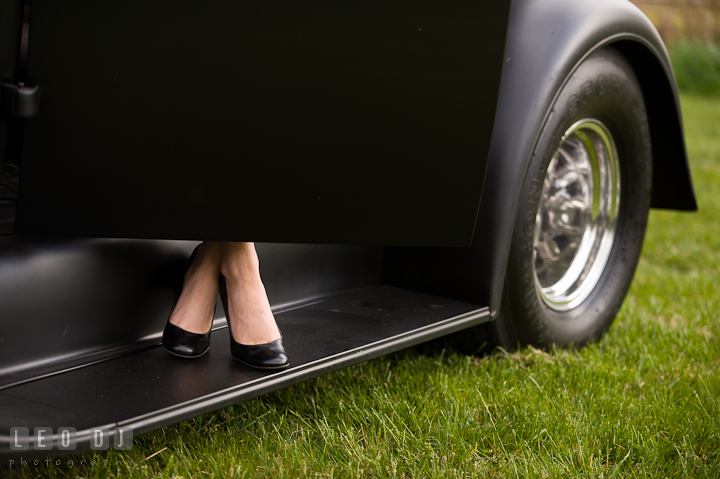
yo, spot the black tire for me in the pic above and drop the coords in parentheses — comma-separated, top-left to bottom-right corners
(460, 47, 652, 353)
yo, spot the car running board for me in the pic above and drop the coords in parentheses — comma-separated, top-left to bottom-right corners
(0, 286, 489, 459)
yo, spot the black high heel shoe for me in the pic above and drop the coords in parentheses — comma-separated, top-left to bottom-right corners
(162, 245, 214, 358)
(219, 275, 289, 370)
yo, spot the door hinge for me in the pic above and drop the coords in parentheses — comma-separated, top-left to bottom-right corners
(0, 82, 40, 118)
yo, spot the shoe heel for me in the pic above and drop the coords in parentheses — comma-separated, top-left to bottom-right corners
(162, 244, 213, 358)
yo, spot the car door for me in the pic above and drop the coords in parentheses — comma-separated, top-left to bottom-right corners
(13, 0, 511, 246)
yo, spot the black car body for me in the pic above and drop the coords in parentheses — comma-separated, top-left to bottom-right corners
(0, 0, 695, 459)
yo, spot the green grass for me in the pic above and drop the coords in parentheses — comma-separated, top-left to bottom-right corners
(669, 41, 720, 97)
(7, 95, 720, 478)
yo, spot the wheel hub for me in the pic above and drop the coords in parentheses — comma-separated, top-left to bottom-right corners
(533, 120, 620, 311)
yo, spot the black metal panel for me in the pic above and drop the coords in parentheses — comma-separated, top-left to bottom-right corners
(0, 286, 489, 459)
(0, 237, 382, 388)
(384, 0, 695, 316)
(0, 237, 190, 387)
(0, 0, 22, 82)
(0, 201, 14, 234)
(0, 0, 23, 193)
(15, 0, 511, 246)
(255, 242, 382, 311)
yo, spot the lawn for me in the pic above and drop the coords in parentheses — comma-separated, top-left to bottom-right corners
(7, 95, 720, 478)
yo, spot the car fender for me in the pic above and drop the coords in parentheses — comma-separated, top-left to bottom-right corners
(384, 0, 696, 318)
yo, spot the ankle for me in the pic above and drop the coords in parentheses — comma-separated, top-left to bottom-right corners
(220, 258, 261, 283)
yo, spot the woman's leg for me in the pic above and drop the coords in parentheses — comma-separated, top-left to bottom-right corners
(220, 242, 281, 344)
(168, 241, 222, 334)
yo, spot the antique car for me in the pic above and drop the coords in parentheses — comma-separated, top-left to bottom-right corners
(0, 0, 696, 459)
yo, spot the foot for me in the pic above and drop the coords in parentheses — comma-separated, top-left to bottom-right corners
(168, 242, 221, 334)
(220, 242, 281, 345)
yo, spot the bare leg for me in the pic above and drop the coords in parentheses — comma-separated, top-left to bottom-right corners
(220, 242, 281, 345)
(168, 241, 221, 334)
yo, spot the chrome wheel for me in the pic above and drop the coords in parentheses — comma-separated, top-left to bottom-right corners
(483, 48, 652, 352)
(534, 120, 620, 311)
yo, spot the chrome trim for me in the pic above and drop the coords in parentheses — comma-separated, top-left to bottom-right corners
(534, 119, 620, 311)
